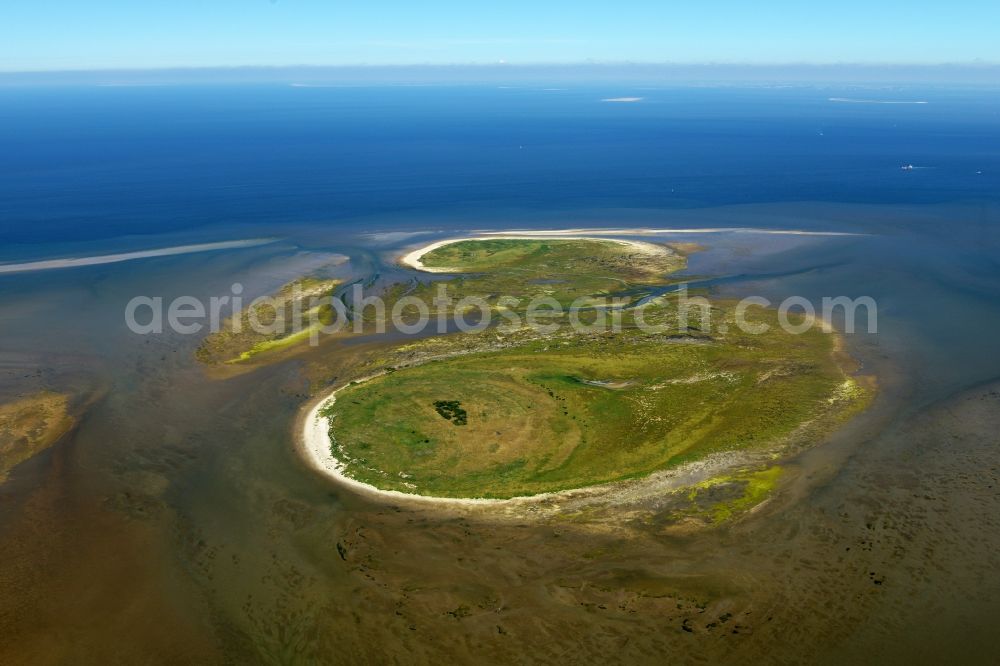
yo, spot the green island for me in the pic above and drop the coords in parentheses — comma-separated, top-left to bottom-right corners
(393, 237, 689, 314)
(315, 237, 872, 504)
(321, 308, 865, 499)
(0, 392, 75, 482)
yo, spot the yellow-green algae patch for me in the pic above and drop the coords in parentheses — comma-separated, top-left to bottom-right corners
(684, 466, 785, 524)
(196, 277, 342, 365)
(0, 392, 75, 482)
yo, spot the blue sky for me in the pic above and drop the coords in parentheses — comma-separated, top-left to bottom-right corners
(3, 0, 999, 71)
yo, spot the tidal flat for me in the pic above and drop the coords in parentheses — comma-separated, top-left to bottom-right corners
(2, 203, 1000, 664)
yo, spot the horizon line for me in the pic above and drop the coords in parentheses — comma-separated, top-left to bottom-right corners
(3, 61, 1000, 76)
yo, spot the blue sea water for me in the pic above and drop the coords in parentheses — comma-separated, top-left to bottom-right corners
(1, 84, 999, 247)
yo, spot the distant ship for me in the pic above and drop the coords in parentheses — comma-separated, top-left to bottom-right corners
(901, 164, 915, 171)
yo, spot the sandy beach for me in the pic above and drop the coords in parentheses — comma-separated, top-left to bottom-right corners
(478, 227, 865, 237)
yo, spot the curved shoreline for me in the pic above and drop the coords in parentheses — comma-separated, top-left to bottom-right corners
(299, 374, 772, 509)
(398, 234, 673, 273)
(478, 227, 865, 237)
(300, 376, 528, 506)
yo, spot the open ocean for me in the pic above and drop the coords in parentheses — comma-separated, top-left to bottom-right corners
(1, 84, 999, 247)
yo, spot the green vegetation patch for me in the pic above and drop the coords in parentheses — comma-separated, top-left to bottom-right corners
(433, 400, 468, 425)
(421, 238, 677, 280)
(199, 239, 689, 360)
(323, 307, 864, 499)
(401, 238, 687, 313)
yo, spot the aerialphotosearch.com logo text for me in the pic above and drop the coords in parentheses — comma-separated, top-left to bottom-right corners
(124, 283, 878, 342)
